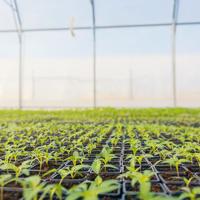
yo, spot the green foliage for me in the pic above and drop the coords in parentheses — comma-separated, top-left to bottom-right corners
(58, 164, 90, 183)
(91, 159, 101, 175)
(0, 160, 32, 179)
(67, 178, 119, 200)
(0, 109, 199, 199)
(67, 151, 85, 166)
(162, 156, 188, 176)
(179, 187, 200, 200)
(91, 159, 118, 175)
(40, 183, 67, 200)
(0, 174, 14, 200)
(99, 146, 116, 165)
(19, 176, 46, 200)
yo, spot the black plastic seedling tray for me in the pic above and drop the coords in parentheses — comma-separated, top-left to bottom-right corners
(2, 120, 200, 200)
(164, 182, 200, 195)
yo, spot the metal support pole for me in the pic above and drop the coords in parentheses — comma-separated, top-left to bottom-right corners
(90, 0, 97, 108)
(5, 0, 23, 109)
(172, 22, 176, 107)
(172, 0, 179, 107)
(13, 0, 23, 109)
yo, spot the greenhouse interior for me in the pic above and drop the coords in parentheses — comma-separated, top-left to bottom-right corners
(0, 0, 200, 199)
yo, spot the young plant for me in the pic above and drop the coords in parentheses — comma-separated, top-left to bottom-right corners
(99, 146, 116, 165)
(86, 143, 96, 155)
(0, 160, 32, 180)
(19, 175, 46, 200)
(127, 170, 172, 200)
(158, 149, 172, 160)
(162, 156, 188, 176)
(0, 174, 14, 200)
(126, 154, 152, 169)
(4, 150, 24, 163)
(32, 150, 53, 173)
(110, 137, 119, 147)
(118, 159, 140, 180)
(179, 187, 200, 200)
(91, 159, 118, 175)
(130, 170, 154, 190)
(40, 183, 67, 200)
(128, 139, 141, 156)
(42, 168, 58, 179)
(194, 153, 200, 168)
(182, 177, 195, 187)
(57, 164, 90, 184)
(67, 151, 85, 166)
(67, 177, 119, 200)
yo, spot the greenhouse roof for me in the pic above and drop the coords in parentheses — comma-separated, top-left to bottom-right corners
(0, 0, 200, 33)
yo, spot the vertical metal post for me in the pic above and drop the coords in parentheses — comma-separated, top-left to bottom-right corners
(172, 0, 179, 107)
(90, 0, 97, 108)
(8, 0, 23, 109)
(14, 0, 23, 109)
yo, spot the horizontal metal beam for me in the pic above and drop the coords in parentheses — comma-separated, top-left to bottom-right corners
(0, 21, 200, 33)
(0, 26, 92, 33)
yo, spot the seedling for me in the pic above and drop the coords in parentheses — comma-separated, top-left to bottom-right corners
(183, 177, 194, 187)
(67, 177, 119, 200)
(126, 154, 152, 168)
(86, 143, 96, 155)
(58, 164, 90, 184)
(40, 183, 67, 200)
(67, 151, 85, 166)
(91, 158, 118, 175)
(0, 174, 14, 200)
(118, 159, 140, 180)
(0, 160, 32, 180)
(99, 147, 116, 165)
(128, 139, 141, 156)
(32, 149, 53, 173)
(162, 156, 188, 176)
(180, 187, 200, 200)
(19, 175, 46, 200)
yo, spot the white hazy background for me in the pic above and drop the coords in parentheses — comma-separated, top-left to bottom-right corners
(0, 0, 200, 108)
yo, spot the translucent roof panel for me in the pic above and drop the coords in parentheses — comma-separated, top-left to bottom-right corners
(176, 26, 200, 107)
(0, 33, 18, 58)
(0, 33, 19, 107)
(177, 26, 200, 54)
(23, 31, 92, 58)
(0, 1, 16, 30)
(22, 30, 93, 108)
(18, 0, 92, 29)
(95, 0, 173, 26)
(178, 0, 200, 22)
(96, 27, 171, 56)
(96, 27, 172, 107)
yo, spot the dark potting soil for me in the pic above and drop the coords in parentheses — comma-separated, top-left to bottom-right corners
(165, 183, 200, 193)
(158, 172, 194, 183)
(124, 182, 164, 193)
(88, 173, 120, 181)
(2, 191, 22, 200)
